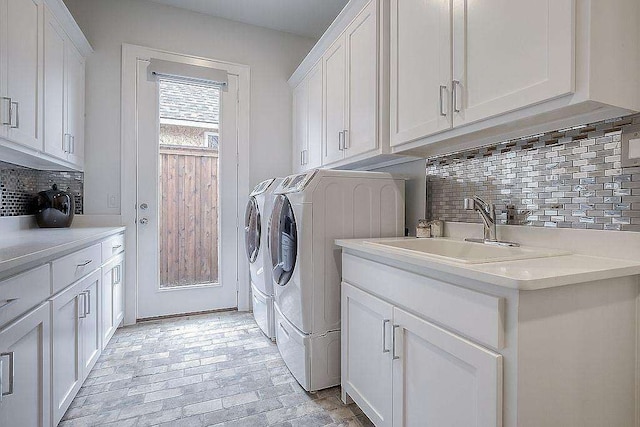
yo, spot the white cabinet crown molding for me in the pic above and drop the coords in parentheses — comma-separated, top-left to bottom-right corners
(44, 0, 93, 56)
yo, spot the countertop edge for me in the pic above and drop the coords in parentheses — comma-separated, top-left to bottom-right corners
(0, 227, 126, 278)
(336, 239, 640, 291)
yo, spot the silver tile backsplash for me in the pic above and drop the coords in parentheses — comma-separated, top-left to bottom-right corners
(426, 114, 640, 232)
(0, 161, 83, 216)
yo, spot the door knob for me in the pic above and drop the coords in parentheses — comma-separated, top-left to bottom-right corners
(139, 218, 149, 225)
(139, 203, 148, 210)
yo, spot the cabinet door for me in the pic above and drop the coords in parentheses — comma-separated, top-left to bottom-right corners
(390, 0, 451, 146)
(4, 0, 43, 150)
(0, 303, 51, 427)
(80, 272, 100, 379)
(345, 0, 378, 157)
(65, 43, 85, 168)
(43, 6, 67, 160)
(322, 35, 346, 165)
(306, 61, 323, 170)
(102, 256, 124, 349)
(292, 80, 307, 173)
(51, 282, 82, 425)
(452, 0, 574, 126)
(392, 307, 502, 427)
(342, 282, 393, 427)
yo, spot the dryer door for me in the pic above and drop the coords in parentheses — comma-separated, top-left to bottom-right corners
(269, 195, 298, 286)
(244, 197, 261, 263)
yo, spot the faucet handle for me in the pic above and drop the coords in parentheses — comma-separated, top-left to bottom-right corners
(463, 198, 475, 210)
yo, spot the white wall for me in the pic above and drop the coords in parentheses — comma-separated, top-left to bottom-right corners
(64, 0, 315, 214)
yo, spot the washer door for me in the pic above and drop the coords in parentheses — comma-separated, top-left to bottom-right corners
(269, 195, 298, 286)
(244, 197, 261, 263)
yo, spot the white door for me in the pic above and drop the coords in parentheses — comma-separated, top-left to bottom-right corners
(390, 0, 451, 146)
(306, 61, 323, 170)
(323, 35, 346, 165)
(3, 0, 42, 150)
(392, 307, 503, 427)
(452, 0, 574, 126)
(345, 0, 377, 157)
(341, 282, 393, 427)
(136, 59, 239, 319)
(292, 79, 307, 173)
(0, 303, 50, 427)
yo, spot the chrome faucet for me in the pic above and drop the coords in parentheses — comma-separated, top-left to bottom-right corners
(463, 196, 519, 247)
(464, 196, 497, 241)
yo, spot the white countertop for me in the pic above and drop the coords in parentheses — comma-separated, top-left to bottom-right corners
(0, 226, 125, 276)
(336, 237, 640, 291)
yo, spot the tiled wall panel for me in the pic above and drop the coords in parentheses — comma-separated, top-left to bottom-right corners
(0, 162, 83, 216)
(427, 114, 640, 231)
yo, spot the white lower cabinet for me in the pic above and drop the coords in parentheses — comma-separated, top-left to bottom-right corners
(342, 282, 503, 427)
(341, 283, 393, 427)
(392, 307, 502, 427)
(0, 302, 51, 427)
(101, 254, 124, 349)
(51, 269, 101, 425)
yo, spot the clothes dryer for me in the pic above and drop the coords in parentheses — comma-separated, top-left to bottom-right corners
(245, 177, 282, 340)
(269, 169, 405, 391)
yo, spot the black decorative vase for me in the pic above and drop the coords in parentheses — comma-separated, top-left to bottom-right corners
(33, 184, 75, 228)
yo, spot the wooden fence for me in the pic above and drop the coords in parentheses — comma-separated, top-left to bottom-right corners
(158, 145, 219, 288)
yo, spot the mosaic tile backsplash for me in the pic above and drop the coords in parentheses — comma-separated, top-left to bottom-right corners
(0, 162, 83, 216)
(426, 114, 640, 232)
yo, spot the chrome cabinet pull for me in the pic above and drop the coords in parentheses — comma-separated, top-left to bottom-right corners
(343, 130, 349, 149)
(112, 244, 122, 250)
(338, 131, 344, 150)
(439, 85, 448, 116)
(392, 325, 401, 360)
(84, 290, 91, 315)
(0, 352, 15, 402)
(382, 319, 390, 353)
(10, 101, 18, 128)
(77, 259, 92, 267)
(452, 80, 462, 113)
(1, 97, 11, 126)
(300, 151, 304, 166)
(112, 265, 121, 286)
(78, 293, 87, 319)
(69, 135, 75, 154)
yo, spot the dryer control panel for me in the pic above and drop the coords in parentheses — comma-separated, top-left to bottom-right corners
(276, 170, 317, 194)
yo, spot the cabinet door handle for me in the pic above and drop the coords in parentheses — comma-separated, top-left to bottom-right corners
(338, 131, 344, 151)
(9, 101, 18, 128)
(77, 259, 93, 268)
(70, 135, 75, 154)
(392, 325, 401, 360)
(1, 97, 11, 126)
(300, 151, 304, 166)
(0, 352, 15, 402)
(452, 80, 462, 113)
(439, 85, 448, 116)
(84, 290, 91, 315)
(112, 265, 121, 285)
(382, 319, 390, 353)
(343, 130, 349, 149)
(78, 293, 87, 319)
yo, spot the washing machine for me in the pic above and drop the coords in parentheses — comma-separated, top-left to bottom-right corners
(269, 169, 405, 391)
(245, 177, 283, 340)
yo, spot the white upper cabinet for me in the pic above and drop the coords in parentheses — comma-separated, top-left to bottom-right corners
(290, 0, 397, 171)
(306, 61, 323, 170)
(292, 79, 307, 174)
(322, 35, 347, 165)
(452, 0, 574, 126)
(64, 41, 85, 168)
(2, 0, 43, 150)
(44, 6, 66, 160)
(344, 0, 378, 157)
(390, 0, 451, 146)
(389, 0, 640, 156)
(44, 4, 86, 169)
(0, 0, 90, 171)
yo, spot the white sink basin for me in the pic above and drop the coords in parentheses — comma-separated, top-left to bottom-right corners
(364, 238, 568, 264)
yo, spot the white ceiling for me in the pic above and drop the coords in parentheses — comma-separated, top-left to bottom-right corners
(147, 0, 349, 39)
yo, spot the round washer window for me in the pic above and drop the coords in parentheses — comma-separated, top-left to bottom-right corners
(269, 195, 297, 286)
(244, 197, 261, 263)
